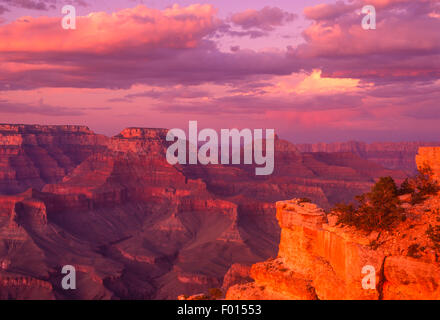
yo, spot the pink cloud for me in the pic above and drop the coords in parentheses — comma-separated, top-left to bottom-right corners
(304, 1, 357, 21)
(0, 4, 303, 90)
(296, 0, 440, 82)
(0, 98, 86, 115)
(0, 4, 219, 53)
(3, 1, 438, 92)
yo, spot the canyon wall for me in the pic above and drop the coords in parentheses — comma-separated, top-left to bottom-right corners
(227, 193, 440, 299)
(297, 141, 440, 174)
(0, 124, 108, 194)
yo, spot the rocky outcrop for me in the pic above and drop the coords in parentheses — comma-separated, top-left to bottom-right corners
(416, 147, 440, 182)
(222, 263, 252, 292)
(227, 195, 440, 300)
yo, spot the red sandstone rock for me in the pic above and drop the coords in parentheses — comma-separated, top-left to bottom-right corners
(227, 169, 440, 300)
(222, 263, 252, 292)
(416, 147, 440, 182)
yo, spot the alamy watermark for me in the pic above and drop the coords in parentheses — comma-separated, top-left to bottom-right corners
(166, 121, 275, 176)
(61, 265, 76, 290)
(61, 5, 76, 30)
(362, 5, 376, 30)
(361, 265, 376, 290)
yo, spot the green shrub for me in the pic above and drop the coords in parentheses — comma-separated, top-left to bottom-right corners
(410, 165, 439, 204)
(398, 178, 414, 195)
(334, 165, 438, 231)
(333, 203, 357, 226)
(334, 177, 405, 232)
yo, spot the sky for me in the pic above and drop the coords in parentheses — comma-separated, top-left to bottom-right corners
(0, 0, 439, 143)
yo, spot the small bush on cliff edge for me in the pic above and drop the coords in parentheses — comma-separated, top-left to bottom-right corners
(409, 165, 439, 204)
(334, 177, 405, 232)
(398, 178, 414, 195)
(397, 165, 439, 204)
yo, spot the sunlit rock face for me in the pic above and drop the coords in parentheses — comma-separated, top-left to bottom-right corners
(0, 124, 411, 299)
(227, 192, 440, 300)
(416, 147, 440, 182)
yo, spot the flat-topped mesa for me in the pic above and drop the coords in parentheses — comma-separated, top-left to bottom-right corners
(110, 128, 169, 154)
(0, 124, 104, 148)
(0, 124, 93, 134)
(416, 147, 440, 182)
(0, 124, 109, 195)
(109, 128, 168, 155)
(116, 127, 168, 140)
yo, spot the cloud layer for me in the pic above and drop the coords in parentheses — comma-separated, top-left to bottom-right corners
(0, 1, 439, 141)
(297, 0, 440, 82)
(231, 6, 297, 31)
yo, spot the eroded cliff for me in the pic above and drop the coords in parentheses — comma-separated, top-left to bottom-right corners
(0, 124, 108, 194)
(227, 192, 440, 299)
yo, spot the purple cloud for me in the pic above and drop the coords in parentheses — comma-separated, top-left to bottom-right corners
(0, 99, 85, 116)
(0, 4, 9, 14)
(0, 0, 88, 10)
(294, 0, 440, 83)
(0, 0, 54, 10)
(231, 6, 297, 31)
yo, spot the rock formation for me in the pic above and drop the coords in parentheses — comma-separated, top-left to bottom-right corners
(0, 124, 108, 195)
(226, 151, 440, 300)
(416, 147, 440, 182)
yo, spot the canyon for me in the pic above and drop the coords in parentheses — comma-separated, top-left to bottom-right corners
(0, 124, 433, 299)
